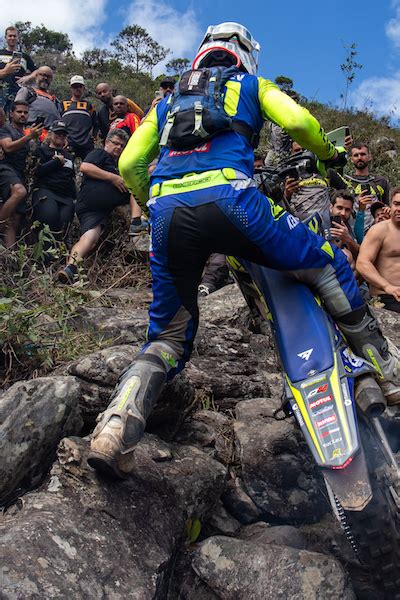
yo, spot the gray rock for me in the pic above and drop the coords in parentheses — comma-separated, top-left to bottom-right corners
(76, 305, 148, 343)
(174, 409, 233, 464)
(204, 500, 241, 536)
(0, 377, 83, 504)
(235, 398, 328, 522)
(192, 535, 355, 599)
(0, 435, 226, 599)
(240, 522, 308, 550)
(221, 476, 261, 524)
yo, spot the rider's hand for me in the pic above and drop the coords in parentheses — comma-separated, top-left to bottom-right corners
(111, 174, 128, 193)
(27, 124, 44, 139)
(318, 146, 347, 177)
(383, 284, 400, 302)
(1, 60, 21, 77)
(283, 177, 299, 201)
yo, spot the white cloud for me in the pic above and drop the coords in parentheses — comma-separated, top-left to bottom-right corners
(349, 73, 400, 118)
(350, 2, 400, 118)
(125, 0, 202, 72)
(0, 0, 108, 55)
(386, 0, 400, 47)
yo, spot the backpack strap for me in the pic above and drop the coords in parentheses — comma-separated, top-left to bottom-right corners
(160, 107, 179, 146)
(192, 101, 208, 138)
(231, 120, 260, 148)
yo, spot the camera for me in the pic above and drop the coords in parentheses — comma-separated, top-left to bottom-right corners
(12, 51, 22, 63)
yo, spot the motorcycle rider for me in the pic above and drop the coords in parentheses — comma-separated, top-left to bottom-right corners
(88, 22, 400, 478)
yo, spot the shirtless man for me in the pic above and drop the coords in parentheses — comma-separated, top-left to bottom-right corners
(357, 188, 400, 313)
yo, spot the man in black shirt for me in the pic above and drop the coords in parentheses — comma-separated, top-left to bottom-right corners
(58, 129, 140, 283)
(0, 26, 36, 112)
(32, 120, 76, 242)
(0, 100, 42, 246)
(62, 76, 97, 160)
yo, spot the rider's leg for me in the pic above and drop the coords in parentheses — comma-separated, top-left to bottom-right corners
(208, 182, 399, 404)
(88, 202, 209, 476)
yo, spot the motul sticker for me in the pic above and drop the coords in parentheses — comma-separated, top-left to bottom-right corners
(309, 395, 332, 410)
(316, 414, 337, 429)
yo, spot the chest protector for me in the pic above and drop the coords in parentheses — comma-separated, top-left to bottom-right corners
(159, 66, 259, 151)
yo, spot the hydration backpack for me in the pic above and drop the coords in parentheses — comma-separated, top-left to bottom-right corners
(159, 66, 259, 151)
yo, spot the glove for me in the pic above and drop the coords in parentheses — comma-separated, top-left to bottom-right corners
(317, 146, 347, 177)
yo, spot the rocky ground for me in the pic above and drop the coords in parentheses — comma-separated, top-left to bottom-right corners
(1, 284, 399, 599)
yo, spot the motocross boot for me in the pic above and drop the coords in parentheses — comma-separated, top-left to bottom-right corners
(338, 306, 400, 405)
(87, 354, 167, 478)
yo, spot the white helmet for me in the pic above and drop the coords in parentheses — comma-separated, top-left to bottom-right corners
(193, 22, 260, 76)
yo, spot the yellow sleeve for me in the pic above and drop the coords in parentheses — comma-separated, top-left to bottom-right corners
(118, 108, 159, 208)
(258, 78, 335, 160)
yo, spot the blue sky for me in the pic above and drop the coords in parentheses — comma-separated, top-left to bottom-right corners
(2, 0, 400, 119)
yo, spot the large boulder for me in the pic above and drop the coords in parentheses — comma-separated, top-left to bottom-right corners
(234, 398, 328, 522)
(191, 535, 355, 599)
(0, 435, 226, 599)
(0, 376, 83, 505)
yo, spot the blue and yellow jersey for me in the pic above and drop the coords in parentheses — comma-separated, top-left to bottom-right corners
(119, 73, 336, 207)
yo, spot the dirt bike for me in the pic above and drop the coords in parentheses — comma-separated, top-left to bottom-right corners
(228, 154, 400, 598)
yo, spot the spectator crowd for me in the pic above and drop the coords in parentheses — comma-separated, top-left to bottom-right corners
(0, 24, 399, 313)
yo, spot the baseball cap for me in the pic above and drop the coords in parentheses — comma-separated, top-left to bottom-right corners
(70, 75, 85, 86)
(370, 201, 385, 218)
(159, 77, 175, 89)
(50, 120, 68, 133)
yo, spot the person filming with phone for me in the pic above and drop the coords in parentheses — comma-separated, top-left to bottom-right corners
(0, 100, 43, 246)
(0, 26, 36, 113)
(329, 190, 359, 264)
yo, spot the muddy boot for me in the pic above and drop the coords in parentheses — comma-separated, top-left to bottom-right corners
(87, 354, 167, 478)
(338, 306, 400, 405)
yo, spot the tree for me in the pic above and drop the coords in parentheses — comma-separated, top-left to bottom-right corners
(81, 48, 112, 70)
(166, 58, 190, 76)
(340, 42, 362, 110)
(111, 25, 169, 75)
(14, 21, 72, 55)
(274, 76, 294, 94)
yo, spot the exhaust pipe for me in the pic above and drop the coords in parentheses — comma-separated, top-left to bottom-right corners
(355, 375, 387, 417)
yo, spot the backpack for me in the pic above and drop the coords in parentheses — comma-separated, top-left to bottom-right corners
(159, 66, 259, 151)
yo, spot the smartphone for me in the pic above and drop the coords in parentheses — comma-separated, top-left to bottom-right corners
(326, 126, 350, 147)
(34, 116, 45, 126)
(330, 215, 342, 226)
(154, 90, 163, 99)
(361, 183, 370, 194)
(12, 51, 22, 63)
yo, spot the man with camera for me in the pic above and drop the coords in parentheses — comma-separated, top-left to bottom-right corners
(0, 26, 36, 113)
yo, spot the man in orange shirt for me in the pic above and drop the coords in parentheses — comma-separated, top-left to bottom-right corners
(109, 95, 140, 136)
